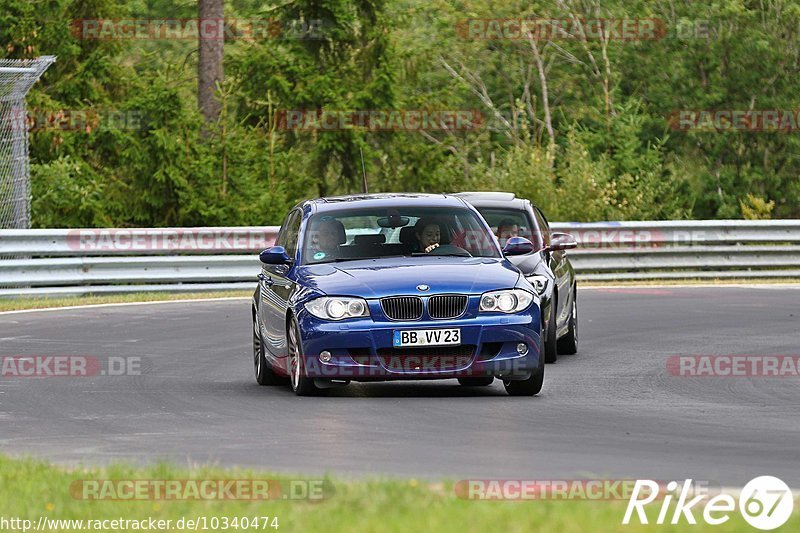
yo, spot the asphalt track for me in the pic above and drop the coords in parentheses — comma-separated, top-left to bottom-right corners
(1, 286, 799, 486)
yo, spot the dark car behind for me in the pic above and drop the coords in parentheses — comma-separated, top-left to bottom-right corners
(454, 192, 579, 363)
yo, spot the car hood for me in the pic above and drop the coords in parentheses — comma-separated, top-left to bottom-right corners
(295, 257, 522, 298)
(507, 251, 545, 275)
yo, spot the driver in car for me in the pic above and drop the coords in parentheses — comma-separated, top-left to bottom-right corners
(310, 218, 344, 261)
(414, 217, 441, 253)
(496, 219, 519, 248)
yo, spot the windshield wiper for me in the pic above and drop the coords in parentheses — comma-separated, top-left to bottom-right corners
(332, 255, 409, 262)
(411, 252, 472, 258)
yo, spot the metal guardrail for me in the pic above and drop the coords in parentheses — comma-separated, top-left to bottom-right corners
(1, 221, 799, 296)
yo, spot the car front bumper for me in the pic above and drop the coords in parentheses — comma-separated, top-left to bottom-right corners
(295, 302, 541, 382)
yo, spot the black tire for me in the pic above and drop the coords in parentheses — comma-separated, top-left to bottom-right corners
(557, 286, 578, 355)
(544, 296, 558, 364)
(287, 316, 328, 396)
(457, 377, 494, 387)
(503, 333, 545, 396)
(254, 312, 285, 386)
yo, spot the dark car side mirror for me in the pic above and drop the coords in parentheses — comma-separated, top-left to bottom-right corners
(546, 232, 578, 252)
(259, 246, 293, 265)
(502, 236, 535, 256)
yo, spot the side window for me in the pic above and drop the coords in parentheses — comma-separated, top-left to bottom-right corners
(277, 210, 302, 259)
(275, 212, 292, 248)
(532, 207, 551, 247)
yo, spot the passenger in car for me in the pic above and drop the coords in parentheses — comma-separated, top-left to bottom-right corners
(414, 217, 441, 253)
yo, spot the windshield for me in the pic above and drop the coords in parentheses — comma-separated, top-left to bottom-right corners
(302, 206, 501, 264)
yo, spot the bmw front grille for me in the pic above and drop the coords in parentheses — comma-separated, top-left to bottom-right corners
(380, 296, 424, 320)
(380, 295, 468, 320)
(428, 295, 468, 319)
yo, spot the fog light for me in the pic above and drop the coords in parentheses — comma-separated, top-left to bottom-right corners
(516, 343, 528, 355)
(319, 351, 332, 363)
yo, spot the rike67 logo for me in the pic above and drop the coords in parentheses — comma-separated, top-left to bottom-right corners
(623, 476, 794, 530)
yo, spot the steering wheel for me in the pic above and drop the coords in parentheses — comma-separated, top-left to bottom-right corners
(429, 244, 472, 257)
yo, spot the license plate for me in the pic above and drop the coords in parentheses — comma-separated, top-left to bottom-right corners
(393, 328, 461, 347)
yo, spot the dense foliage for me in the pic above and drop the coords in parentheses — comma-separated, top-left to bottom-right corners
(2, 0, 798, 227)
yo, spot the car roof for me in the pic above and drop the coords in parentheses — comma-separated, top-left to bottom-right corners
(303, 193, 471, 214)
(452, 191, 533, 211)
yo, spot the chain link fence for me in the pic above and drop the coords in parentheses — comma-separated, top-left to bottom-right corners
(0, 56, 55, 229)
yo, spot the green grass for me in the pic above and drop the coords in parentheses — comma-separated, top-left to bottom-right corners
(0, 291, 252, 312)
(0, 455, 797, 532)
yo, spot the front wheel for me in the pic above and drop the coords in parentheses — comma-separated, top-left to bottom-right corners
(504, 333, 545, 396)
(287, 316, 328, 396)
(503, 366, 544, 396)
(557, 286, 578, 355)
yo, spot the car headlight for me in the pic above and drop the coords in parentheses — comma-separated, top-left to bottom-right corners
(527, 275, 549, 296)
(479, 289, 534, 314)
(305, 297, 370, 320)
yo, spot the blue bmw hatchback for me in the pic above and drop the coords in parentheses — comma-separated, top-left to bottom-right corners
(252, 193, 545, 396)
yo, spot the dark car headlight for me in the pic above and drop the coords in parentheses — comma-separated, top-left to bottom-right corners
(527, 275, 549, 296)
(479, 289, 534, 313)
(305, 297, 370, 320)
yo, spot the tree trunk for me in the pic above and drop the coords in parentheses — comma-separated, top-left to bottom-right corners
(198, 0, 224, 123)
(529, 39, 555, 148)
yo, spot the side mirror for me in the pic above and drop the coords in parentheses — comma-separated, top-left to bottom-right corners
(546, 232, 578, 252)
(259, 246, 293, 265)
(502, 236, 535, 256)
